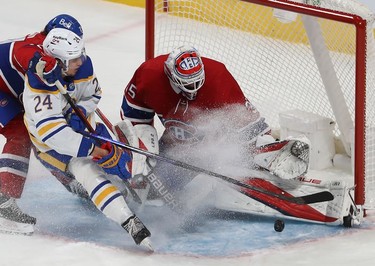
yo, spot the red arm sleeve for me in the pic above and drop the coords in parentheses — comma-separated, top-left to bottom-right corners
(12, 33, 45, 74)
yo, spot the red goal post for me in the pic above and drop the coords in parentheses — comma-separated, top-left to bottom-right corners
(145, 0, 375, 208)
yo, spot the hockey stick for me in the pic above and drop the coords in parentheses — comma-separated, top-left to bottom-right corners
(95, 108, 181, 211)
(79, 130, 334, 205)
(55, 81, 95, 131)
(54, 80, 143, 204)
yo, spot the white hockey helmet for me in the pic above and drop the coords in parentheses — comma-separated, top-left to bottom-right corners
(43, 28, 86, 71)
(164, 45, 205, 100)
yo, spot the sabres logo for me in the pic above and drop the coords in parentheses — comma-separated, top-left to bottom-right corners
(68, 82, 75, 91)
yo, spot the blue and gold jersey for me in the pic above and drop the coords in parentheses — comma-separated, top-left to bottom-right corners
(23, 56, 102, 157)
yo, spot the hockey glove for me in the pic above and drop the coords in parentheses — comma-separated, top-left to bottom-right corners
(29, 52, 61, 85)
(94, 142, 132, 180)
(253, 135, 310, 179)
(65, 106, 87, 132)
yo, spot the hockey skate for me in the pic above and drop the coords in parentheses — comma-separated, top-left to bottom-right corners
(122, 215, 153, 251)
(254, 136, 310, 179)
(0, 194, 36, 235)
(64, 179, 90, 199)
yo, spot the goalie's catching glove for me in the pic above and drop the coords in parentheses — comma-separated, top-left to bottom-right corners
(254, 135, 310, 179)
(93, 142, 132, 180)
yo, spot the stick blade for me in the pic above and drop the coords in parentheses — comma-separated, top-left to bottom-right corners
(296, 191, 334, 204)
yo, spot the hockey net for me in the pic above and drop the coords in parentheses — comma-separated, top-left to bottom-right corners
(145, 0, 375, 208)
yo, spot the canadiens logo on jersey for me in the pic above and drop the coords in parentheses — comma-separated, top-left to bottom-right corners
(175, 51, 203, 78)
(163, 119, 204, 145)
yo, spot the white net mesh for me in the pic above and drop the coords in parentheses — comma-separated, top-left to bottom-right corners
(151, 0, 375, 208)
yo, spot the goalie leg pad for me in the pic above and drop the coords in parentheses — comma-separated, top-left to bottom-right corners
(254, 135, 310, 179)
(212, 172, 358, 225)
(295, 177, 361, 225)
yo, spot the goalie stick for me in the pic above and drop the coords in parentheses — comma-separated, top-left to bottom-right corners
(95, 108, 182, 211)
(79, 130, 334, 205)
(53, 80, 143, 204)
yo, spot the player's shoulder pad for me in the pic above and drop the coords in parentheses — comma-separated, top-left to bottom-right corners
(25, 71, 59, 94)
(74, 56, 94, 80)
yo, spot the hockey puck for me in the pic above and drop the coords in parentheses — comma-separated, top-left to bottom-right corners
(274, 219, 285, 232)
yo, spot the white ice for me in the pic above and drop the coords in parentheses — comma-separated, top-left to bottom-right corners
(1, 0, 375, 265)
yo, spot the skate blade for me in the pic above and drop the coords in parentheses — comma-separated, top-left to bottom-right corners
(140, 237, 154, 252)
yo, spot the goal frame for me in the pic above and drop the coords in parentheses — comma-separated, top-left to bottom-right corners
(145, 0, 368, 206)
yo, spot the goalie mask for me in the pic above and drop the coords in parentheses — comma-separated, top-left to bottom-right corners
(164, 45, 205, 100)
(43, 28, 86, 72)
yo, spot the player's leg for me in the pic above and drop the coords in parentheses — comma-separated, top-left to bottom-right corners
(68, 157, 152, 247)
(35, 147, 152, 248)
(0, 114, 35, 235)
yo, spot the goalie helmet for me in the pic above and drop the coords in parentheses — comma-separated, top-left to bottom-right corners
(164, 45, 205, 100)
(44, 14, 83, 38)
(43, 28, 86, 71)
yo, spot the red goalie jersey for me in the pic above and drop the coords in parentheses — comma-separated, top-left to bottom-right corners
(119, 46, 355, 226)
(121, 53, 262, 146)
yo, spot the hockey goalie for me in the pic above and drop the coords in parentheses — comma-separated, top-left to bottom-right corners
(113, 45, 360, 227)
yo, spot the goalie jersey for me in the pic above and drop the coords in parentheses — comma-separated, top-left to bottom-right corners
(121, 55, 262, 146)
(22, 56, 102, 157)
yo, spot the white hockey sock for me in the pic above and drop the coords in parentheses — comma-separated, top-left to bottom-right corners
(68, 158, 133, 224)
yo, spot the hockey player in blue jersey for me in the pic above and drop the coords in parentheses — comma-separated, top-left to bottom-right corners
(0, 14, 85, 235)
(22, 28, 152, 250)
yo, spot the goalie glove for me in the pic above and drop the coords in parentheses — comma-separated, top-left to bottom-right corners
(113, 120, 159, 180)
(253, 135, 310, 179)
